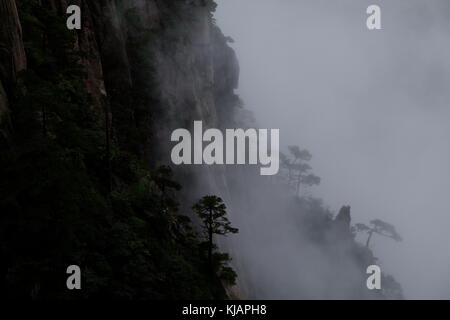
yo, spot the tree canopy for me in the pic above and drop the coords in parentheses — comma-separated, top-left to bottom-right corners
(280, 145, 320, 196)
(193, 195, 238, 284)
(356, 219, 402, 247)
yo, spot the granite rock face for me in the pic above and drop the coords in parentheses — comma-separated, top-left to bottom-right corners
(0, 0, 242, 299)
(0, 0, 240, 181)
(0, 0, 27, 138)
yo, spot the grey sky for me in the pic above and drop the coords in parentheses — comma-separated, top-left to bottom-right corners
(215, 0, 450, 299)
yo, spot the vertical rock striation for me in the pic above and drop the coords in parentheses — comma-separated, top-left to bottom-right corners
(0, 0, 27, 139)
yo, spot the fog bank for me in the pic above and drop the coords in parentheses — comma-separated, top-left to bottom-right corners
(215, 0, 450, 299)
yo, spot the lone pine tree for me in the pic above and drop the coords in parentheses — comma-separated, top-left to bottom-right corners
(280, 145, 320, 196)
(356, 219, 402, 248)
(193, 195, 238, 270)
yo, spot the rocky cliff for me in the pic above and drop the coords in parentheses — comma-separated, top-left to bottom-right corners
(0, 0, 240, 299)
(0, 0, 403, 300)
(1, 0, 239, 156)
(0, 0, 27, 142)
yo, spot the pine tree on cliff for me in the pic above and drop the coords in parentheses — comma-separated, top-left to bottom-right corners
(193, 195, 238, 270)
(356, 219, 402, 247)
(280, 146, 320, 196)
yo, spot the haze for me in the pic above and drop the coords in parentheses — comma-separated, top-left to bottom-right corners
(215, 0, 450, 299)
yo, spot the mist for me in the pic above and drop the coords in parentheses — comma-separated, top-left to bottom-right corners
(214, 0, 450, 299)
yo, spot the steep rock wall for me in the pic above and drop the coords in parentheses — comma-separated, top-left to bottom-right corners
(0, 0, 240, 299)
(1, 0, 239, 193)
(0, 0, 27, 140)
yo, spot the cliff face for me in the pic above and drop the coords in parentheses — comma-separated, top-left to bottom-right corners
(0, 0, 240, 202)
(0, 0, 404, 300)
(0, 0, 27, 87)
(0, 0, 240, 299)
(0, 0, 27, 140)
(1, 0, 239, 154)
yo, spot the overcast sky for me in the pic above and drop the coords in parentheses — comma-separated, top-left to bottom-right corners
(215, 0, 450, 299)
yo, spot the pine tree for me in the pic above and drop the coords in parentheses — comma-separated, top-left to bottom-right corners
(193, 195, 238, 270)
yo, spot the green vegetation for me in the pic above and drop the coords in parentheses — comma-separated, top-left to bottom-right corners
(280, 145, 321, 196)
(0, 0, 404, 301)
(278, 145, 403, 299)
(193, 195, 238, 284)
(0, 0, 229, 300)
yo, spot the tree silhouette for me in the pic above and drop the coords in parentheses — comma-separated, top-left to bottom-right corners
(193, 195, 238, 269)
(280, 146, 320, 196)
(356, 219, 402, 247)
(288, 145, 312, 162)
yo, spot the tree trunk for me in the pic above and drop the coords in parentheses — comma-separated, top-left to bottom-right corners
(208, 209, 213, 271)
(366, 230, 373, 247)
(287, 166, 292, 184)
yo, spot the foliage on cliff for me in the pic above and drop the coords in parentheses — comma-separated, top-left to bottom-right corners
(0, 0, 229, 300)
(290, 189, 404, 299)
